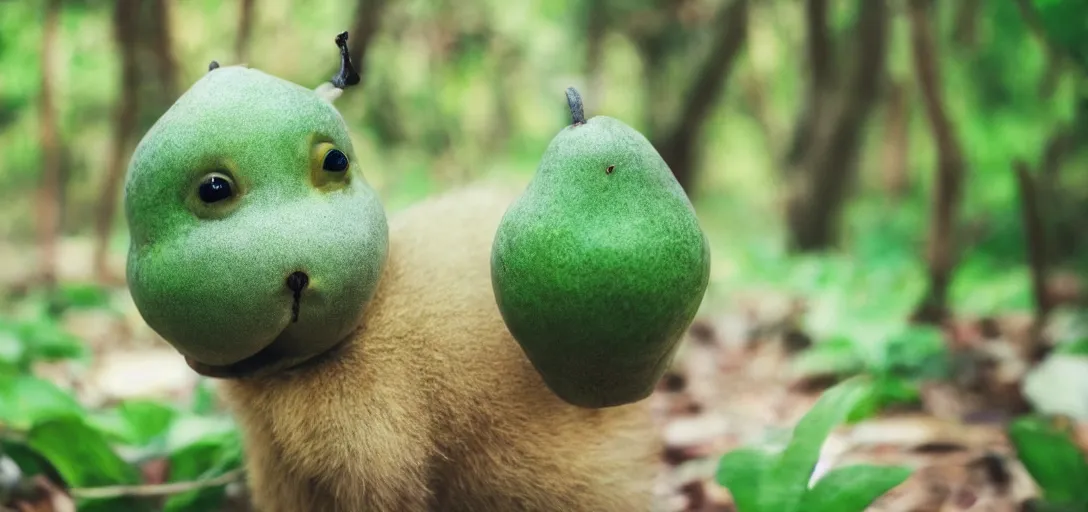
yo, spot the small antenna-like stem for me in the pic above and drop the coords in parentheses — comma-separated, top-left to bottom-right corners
(566, 87, 585, 125)
(331, 31, 361, 89)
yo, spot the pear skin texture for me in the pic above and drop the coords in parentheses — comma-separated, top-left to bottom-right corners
(491, 115, 711, 409)
(219, 184, 662, 512)
(123, 66, 389, 368)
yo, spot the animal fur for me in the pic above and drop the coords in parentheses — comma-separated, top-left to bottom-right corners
(219, 183, 664, 512)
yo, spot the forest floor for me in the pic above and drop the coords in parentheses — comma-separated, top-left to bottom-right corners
(3, 237, 1087, 512)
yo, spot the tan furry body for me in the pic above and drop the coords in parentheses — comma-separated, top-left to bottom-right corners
(220, 184, 663, 512)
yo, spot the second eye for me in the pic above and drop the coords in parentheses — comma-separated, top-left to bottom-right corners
(322, 149, 349, 172)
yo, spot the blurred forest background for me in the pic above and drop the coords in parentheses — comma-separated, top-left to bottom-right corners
(1, 0, 1088, 511)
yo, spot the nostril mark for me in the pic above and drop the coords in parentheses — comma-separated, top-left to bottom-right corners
(286, 271, 309, 293)
(286, 271, 309, 323)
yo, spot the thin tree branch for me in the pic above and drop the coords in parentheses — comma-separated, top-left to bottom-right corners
(909, 0, 966, 324)
(69, 469, 245, 500)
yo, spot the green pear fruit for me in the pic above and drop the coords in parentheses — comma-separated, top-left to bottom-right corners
(124, 33, 388, 378)
(491, 87, 711, 408)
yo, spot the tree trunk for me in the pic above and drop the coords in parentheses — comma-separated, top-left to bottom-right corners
(881, 80, 911, 198)
(784, 0, 835, 170)
(654, 0, 749, 196)
(785, 0, 890, 252)
(909, 0, 967, 324)
(36, 0, 63, 288)
(952, 0, 981, 49)
(93, 0, 141, 283)
(1013, 160, 1051, 360)
(235, 0, 256, 64)
(143, 0, 179, 115)
(584, 0, 607, 105)
(347, 0, 387, 86)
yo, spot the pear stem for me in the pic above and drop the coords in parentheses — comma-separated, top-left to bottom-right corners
(566, 87, 585, 125)
(208, 60, 220, 72)
(332, 31, 361, 89)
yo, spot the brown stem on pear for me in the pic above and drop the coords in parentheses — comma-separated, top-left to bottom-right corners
(332, 31, 361, 89)
(566, 87, 585, 126)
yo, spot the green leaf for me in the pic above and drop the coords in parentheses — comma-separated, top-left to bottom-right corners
(715, 447, 777, 512)
(793, 336, 865, 378)
(118, 400, 178, 447)
(16, 318, 87, 364)
(880, 324, 950, 379)
(164, 426, 244, 512)
(1008, 415, 1088, 506)
(190, 379, 217, 416)
(1056, 338, 1088, 356)
(0, 326, 25, 367)
(26, 416, 140, 487)
(799, 464, 913, 512)
(1, 439, 51, 478)
(0, 375, 84, 430)
(764, 376, 874, 512)
(1032, 0, 1088, 73)
(53, 282, 113, 311)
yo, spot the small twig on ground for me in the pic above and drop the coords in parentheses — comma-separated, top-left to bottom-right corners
(69, 469, 244, 500)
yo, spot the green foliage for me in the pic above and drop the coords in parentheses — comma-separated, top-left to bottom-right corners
(792, 323, 951, 417)
(716, 377, 912, 512)
(1032, 0, 1088, 73)
(0, 292, 244, 512)
(1007, 415, 1088, 509)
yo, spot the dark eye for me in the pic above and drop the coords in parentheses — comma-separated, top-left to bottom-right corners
(198, 175, 233, 203)
(322, 149, 349, 172)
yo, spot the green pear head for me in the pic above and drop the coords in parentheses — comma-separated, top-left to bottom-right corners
(123, 64, 388, 378)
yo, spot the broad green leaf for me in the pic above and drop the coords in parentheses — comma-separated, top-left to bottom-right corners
(53, 282, 113, 311)
(25, 417, 152, 511)
(119, 400, 178, 447)
(764, 376, 874, 512)
(164, 427, 244, 512)
(715, 447, 777, 512)
(792, 336, 865, 378)
(799, 464, 913, 512)
(1, 439, 50, 478)
(847, 374, 922, 423)
(164, 415, 238, 454)
(880, 325, 950, 379)
(0, 375, 83, 429)
(26, 416, 140, 487)
(16, 318, 87, 363)
(1008, 415, 1088, 506)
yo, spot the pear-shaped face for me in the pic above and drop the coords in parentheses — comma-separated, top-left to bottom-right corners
(123, 66, 389, 378)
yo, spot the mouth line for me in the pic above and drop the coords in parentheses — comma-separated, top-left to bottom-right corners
(184, 324, 358, 380)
